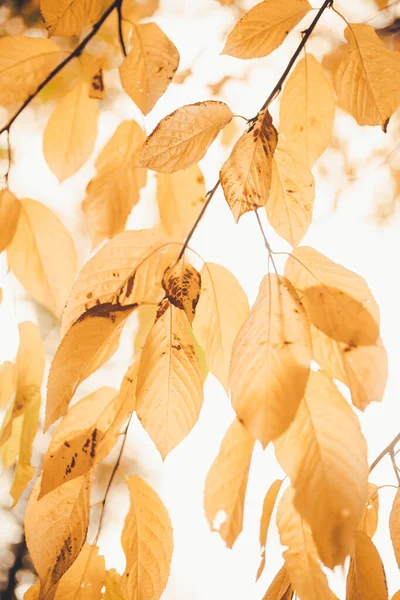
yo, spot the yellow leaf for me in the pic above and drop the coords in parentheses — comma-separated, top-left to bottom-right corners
(40, 0, 103, 36)
(284, 246, 380, 346)
(204, 419, 254, 548)
(162, 259, 201, 324)
(229, 274, 311, 447)
(133, 305, 157, 355)
(121, 475, 173, 600)
(274, 370, 368, 568)
(137, 101, 233, 173)
(277, 487, 331, 600)
(0, 36, 60, 105)
(136, 299, 204, 458)
(346, 530, 388, 600)
(335, 24, 400, 129)
(103, 569, 124, 600)
(392, 593, 400, 600)
(0, 361, 16, 408)
(82, 120, 147, 247)
(7, 198, 78, 318)
(45, 303, 137, 430)
(24, 474, 91, 600)
(156, 165, 206, 241)
(262, 566, 293, 600)
(43, 80, 99, 182)
(266, 140, 315, 247)
(55, 544, 106, 600)
(193, 262, 249, 391)
(0, 190, 20, 252)
(120, 22, 179, 115)
(280, 53, 335, 168)
(126, 0, 159, 22)
(220, 110, 278, 222)
(0, 410, 23, 469)
(257, 479, 283, 580)
(359, 483, 379, 539)
(390, 488, 400, 568)
(222, 0, 312, 59)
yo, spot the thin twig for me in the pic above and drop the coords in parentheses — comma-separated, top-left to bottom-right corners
(390, 449, 400, 485)
(255, 211, 278, 274)
(369, 431, 400, 474)
(117, 0, 128, 57)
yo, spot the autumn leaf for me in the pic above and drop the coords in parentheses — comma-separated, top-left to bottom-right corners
(390, 488, 400, 568)
(0, 190, 20, 252)
(222, 0, 312, 59)
(257, 480, 283, 580)
(346, 531, 388, 600)
(0, 408, 23, 470)
(40, 0, 103, 36)
(220, 110, 278, 222)
(204, 419, 254, 548)
(43, 80, 99, 182)
(156, 165, 206, 241)
(284, 246, 380, 346)
(229, 274, 311, 447)
(103, 569, 125, 600)
(126, 0, 159, 21)
(0, 36, 60, 105)
(266, 140, 315, 246)
(193, 262, 249, 391)
(359, 483, 379, 539)
(24, 474, 91, 600)
(280, 53, 335, 168)
(120, 22, 179, 115)
(162, 259, 201, 324)
(121, 475, 173, 600)
(136, 299, 204, 458)
(274, 370, 368, 568)
(82, 120, 147, 247)
(55, 544, 106, 600)
(277, 487, 331, 600)
(336, 24, 400, 129)
(7, 198, 78, 318)
(137, 101, 233, 172)
(262, 566, 293, 600)
(119, 357, 141, 421)
(0, 361, 16, 408)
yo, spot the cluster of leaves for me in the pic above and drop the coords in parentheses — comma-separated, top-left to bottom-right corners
(0, 0, 400, 599)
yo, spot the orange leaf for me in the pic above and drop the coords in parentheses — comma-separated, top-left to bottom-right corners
(346, 531, 388, 600)
(0, 190, 20, 252)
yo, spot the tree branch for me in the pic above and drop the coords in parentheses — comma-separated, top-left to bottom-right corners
(369, 431, 400, 476)
(117, 0, 127, 57)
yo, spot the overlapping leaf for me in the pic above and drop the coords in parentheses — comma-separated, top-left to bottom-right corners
(0, 190, 20, 253)
(55, 544, 106, 600)
(257, 480, 283, 579)
(262, 566, 293, 600)
(346, 531, 388, 600)
(40, 0, 103, 36)
(359, 483, 379, 538)
(162, 259, 201, 324)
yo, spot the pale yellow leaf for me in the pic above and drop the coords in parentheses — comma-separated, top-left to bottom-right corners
(43, 80, 99, 182)
(193, 262, 249, 391)
(133, 305, 158, 355)
(55, 544, 106, 600)
(262, 566, 293, 600)
(120, 22, 179, 115)
(162, 259, 201, 324)
(204, 419, 254, 548)
(390, 488, 400, 568)
(82, 120, 147, 247)
(25, 474, 91, 600)
(335, 24, 400, 128)
(266, 140, 315, 246)
(221, 110, 278, 222)
(284, 246, 380, 346)
(0, 361, 16, 408)
(126, 0, 159, 21)
(40, 0, 103, 36)
(121, 475, 173, 600)
(137, 101, 233, 173)
(0, 411, 23, 469)
(222, 0, 312, 59)
(257, 479, 283, 580)
(274, 370, 368, 568)
(103, 569, 124, 600)
(229, 274, 311, 447)
(346, 530, 388, 600)
(0, 190, 20, 252)
(7, 199, 78, 318)
(280, 53, 335, 168)
(156, 165, 206, 241)
(277, 487, 331, 600)
(136, 299, 204, 458)
(0, 36, 60, 105)
(359, 483, 379, 539)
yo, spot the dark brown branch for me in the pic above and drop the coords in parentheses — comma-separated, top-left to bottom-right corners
(116, 0, 127, 57)
(369, 431, 400, 476)
(2, 537, 27, 600)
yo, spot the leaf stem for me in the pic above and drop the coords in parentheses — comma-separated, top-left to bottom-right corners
(255, 211, 278, 274)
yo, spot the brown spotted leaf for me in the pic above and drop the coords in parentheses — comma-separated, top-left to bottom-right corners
(0, 190, 20, 253)
(346, 531, 388, 600)
(262, 566, 293, 600)
(55, 544, 105, 600)
(257, 479, 283, 580)
(162, 259, 201, 324)
(390, 488, 400, 568)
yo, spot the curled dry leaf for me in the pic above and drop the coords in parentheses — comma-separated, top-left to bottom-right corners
(346, 531, 388, 600)
(284, 246, 380, 346)
(0, 36, 60, 105)
(336, 24, 400, 129)
(7, 198, 78, 318)
(204, 419, 254, 548)
(222, 0, 312, 59)
(257, 479, 283, 580)
(193, 262, 249, 391)
(221, 110, 278, 222)
(261, 566, 293, 600)
(40, 0, 103, 36)
(24, 474, 91, 600)
(0, 190, 20, 253)
(229, 274, 311, 447)
(120, 22, 179, 115)
(55, 544, 106, 600)
(121, 475, 173, 600)
(358, 483, 379, 539)
(280, 54, 335, 168)
(43, 80, 99, 182)
(274, 370, 368, 568)
(137, 101, 233, 173)
(390, 488, 400, 568)
(162, 259, 201, 324)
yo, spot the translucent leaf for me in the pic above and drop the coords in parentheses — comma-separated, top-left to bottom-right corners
(257, 479, 283, 580)
(358, 483, 379, 539)
(390, 488, 400, 568)
(103, 569, 124, 600)
(126, 0, 159, 21)
(0, 361, 16, 408)
(0, 190, 20, 252)
(261, 566, 293, 600)
(40, 0, 103, 36)
(162, 259, 201, 324)
(346, 531, 388, 600)
(55, 544, 106, 600)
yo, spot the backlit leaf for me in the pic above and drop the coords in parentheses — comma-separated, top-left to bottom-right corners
(0, 190, 20, 252)
(222, 0, 312, 59)
(204, 419, 254, 548)
(390, 488, 400, 568)
(262, 566, 293, 600)
(55, 544, 106, 600)
(40, 0, 103, 36)
(103, 569, 124, 600)
(346, 531, 388, 600)
(359, 483, 379, 539)
(257, 479, 283, 580)
(7, 198, 78, 318)
(126, 0, 159, 21)
(137, 101, 233, 173)
(221, 110, 278, 222)
(274, 370, 368, 568)
(229, 274, 311, 447)
(121, 475, 173, 600)
(0, 361, 16, 408)
(162, 259, 201, 324)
